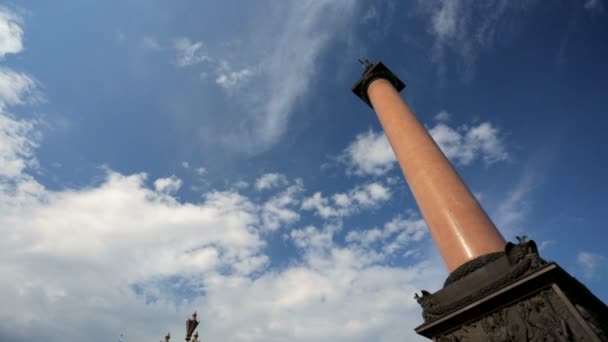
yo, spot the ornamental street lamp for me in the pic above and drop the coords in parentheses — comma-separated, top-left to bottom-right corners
(160, 312, 199, 342)
(185, 312, 199, 341)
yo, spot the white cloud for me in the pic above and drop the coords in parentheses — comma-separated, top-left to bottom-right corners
(174, 37, 210, 67)
(431, 0, 461, 42)
(0, 7, 23, 59)
(255, 172, 288, 191)
(302, 182, 391, 219)
(0, 108, 449, 342)
(301, 192, 337, 219)
(429, 121, 508, 165)
(577, 251, 606, 280)
(216, 67, 254, 89)
(291, 225, 335, 251)
(0, 14, 40, 180)
(181, 161, 190, 169)
(154, 175, 183, 195)
(434, 110, 451, 122)
(197, 230, 444, 342)
(0, 112, 271, 340)
(343, 130, 395, 176)
(0, 114, 276, 340)
(0, 178, 268, 340)
(260, 180, 304, 231)
(0, 114, 445, 341)
(351, 182, 391, 207)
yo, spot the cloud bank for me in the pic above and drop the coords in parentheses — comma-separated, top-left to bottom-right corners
(0, 9, 447, 341)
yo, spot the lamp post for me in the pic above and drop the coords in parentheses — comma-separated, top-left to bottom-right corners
(160, 312, 199, 342)
(185, 312, 199, 342)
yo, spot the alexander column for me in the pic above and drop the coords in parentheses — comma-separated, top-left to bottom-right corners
(353, 61, 608, 340)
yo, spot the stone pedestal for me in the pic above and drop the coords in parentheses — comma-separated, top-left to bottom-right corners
(415, 237, 608, 341)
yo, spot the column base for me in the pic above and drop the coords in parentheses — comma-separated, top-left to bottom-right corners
(415, 237, 608, 341)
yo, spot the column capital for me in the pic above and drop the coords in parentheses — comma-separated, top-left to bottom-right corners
(352, 61, 405, 108)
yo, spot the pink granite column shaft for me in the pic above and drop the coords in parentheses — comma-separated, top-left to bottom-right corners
(367, 78, 505, 272)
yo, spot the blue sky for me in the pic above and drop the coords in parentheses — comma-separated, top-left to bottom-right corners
(1, 1, 607, 341)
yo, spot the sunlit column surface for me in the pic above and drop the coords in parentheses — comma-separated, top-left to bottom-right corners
(354, 63, 505, 272)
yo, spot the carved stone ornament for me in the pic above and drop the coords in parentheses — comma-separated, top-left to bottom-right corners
(416, 236, 547, 323)
(414, 237, 608, 341)
(436, 289, 577, 341)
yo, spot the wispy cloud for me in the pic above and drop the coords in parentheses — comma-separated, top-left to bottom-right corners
(491, 137, 559, 238)
(0, 113, 38, 178)
(174, 37, 210, 67)
(538, 240, 556, 252)
(0, 8, 40, 180)
(361, 5, 378, 23)
(142, 36, 162, 50)
(577, 251, 606, 280)
(492, 159, 536, 236)
(417, 0, 529, 80)
(0, 68, 39, 110)
(232, 1, 358, 152)
(584, 0, 604, 13)
(169, 2, 359, 154)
